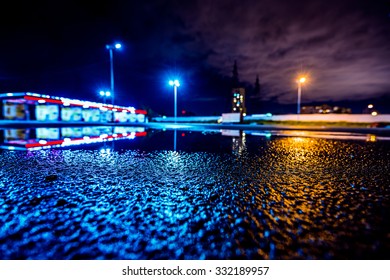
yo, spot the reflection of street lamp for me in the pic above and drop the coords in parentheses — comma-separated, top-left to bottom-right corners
(174, 130, 177, 151)
(169, 79, 180, 123)
(99, 90, 111, 104)
(297, 77, 306, 114)
(105, 43, 122, 105)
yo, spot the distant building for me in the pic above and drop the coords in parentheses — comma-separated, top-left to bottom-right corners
(229, 61, 246, 122)
(232, 88, 246, 116)
(301, 104, 351, 114)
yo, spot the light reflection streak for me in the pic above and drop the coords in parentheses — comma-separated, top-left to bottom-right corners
(247, 130, 390, 141)
(232, 131, 247, 156)
(0, 126, 147, 151)
(237, 137, 357, 256)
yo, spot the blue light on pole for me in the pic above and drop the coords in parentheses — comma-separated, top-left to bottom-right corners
(105, 43, 122, 105)
(169, 79, 180, 123)
(99, 90, 111, 103)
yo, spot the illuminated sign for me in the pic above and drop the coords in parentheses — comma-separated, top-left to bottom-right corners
(82, 108, 100, 122)
(36, 105, 59, 121)
(3, 102, 26, 120)
(61, 107, 82, 121)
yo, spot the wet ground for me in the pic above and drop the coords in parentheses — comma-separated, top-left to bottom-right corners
(0, 129, 389, 259)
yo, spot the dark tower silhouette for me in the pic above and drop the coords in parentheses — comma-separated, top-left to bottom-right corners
(254, 75, 260, 97)
(232, 60, 239, 88)
(248, 74, 262, 114)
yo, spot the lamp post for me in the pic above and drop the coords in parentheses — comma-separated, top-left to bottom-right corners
(297, 77, 306, 114)
(105, 43, 122, 105)
(99, 90, 111, 104)
(169, 79, 180, 123)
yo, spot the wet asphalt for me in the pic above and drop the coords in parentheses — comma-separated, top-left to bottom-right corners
(0, 131, 389, 259)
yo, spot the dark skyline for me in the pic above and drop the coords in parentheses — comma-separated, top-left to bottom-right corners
(0, 0, 390, 115)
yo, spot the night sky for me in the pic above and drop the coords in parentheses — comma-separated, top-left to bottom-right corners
(1, 0, 390, 115)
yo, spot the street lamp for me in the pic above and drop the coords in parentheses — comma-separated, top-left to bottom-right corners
(99, 90, 111, 104)
(169, 79, 180, 123)
(105, 43, 122, 105)
(297, 77, 306, 114)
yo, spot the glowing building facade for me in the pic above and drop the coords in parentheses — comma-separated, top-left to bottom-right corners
(0, 92, 147, 123)
(232, 88, 246, 122)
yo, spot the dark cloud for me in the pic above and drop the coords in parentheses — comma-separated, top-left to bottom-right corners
(167, 0, 390, 105)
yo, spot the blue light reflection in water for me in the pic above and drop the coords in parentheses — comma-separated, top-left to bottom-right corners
(0, 128, 389, 259)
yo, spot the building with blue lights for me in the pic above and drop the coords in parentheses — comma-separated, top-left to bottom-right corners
(0, 92, 147, 123)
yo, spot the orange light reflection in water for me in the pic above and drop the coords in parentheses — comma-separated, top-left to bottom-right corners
(228, 136, 382, 259)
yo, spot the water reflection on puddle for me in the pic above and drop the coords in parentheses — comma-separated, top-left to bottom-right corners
(0, 126, 389, 152)
(0, 126, 389, 259)
(0, 126, 147, 151)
